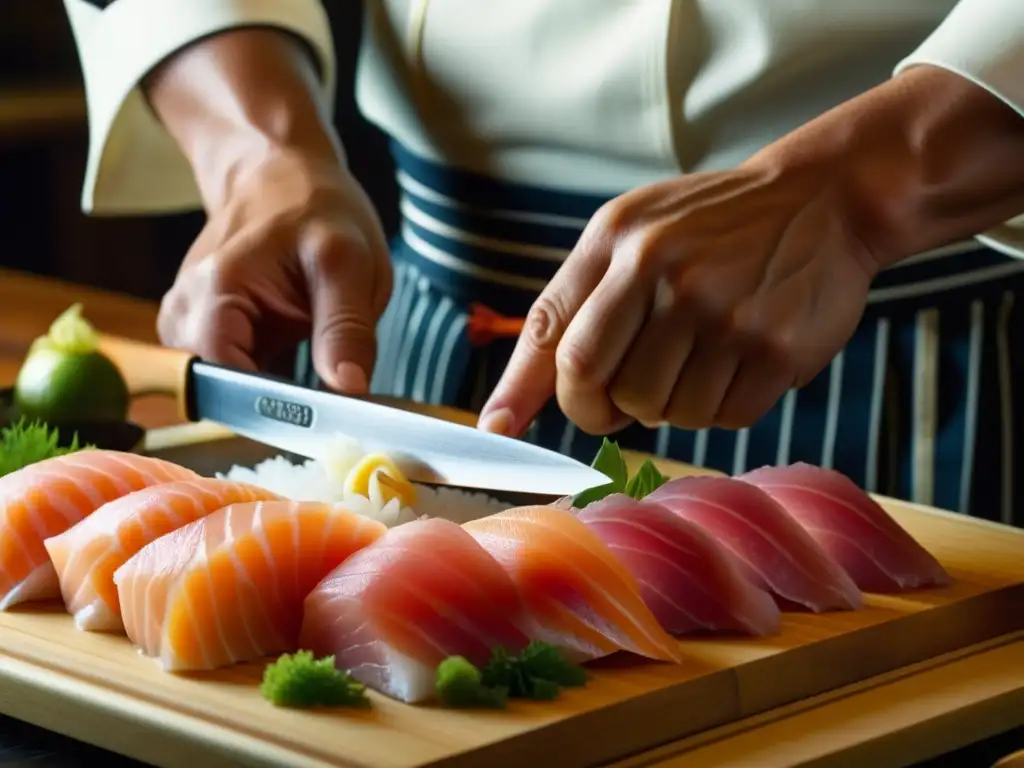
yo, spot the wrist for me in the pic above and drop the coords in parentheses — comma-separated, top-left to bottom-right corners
(750, 65, 1024, 268)
(144, 27, 344, 211)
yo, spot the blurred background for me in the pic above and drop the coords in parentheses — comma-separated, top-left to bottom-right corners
(0, 2, 399, 302)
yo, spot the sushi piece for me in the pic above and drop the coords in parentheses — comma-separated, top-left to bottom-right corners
(300, 518, 532, 703)
(0, 450, 198, 610)
(647, 476, 862, 612)
(739, 463, 951, 592)
(114, 500, 386, 672)
(463, 505, 686, 664)
(44, 478, 284, 632)
(576, 494, 781, 637)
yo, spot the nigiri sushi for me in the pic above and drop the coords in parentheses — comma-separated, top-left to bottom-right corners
(0, 450, 198, 610)
(576, 495, 781, 637)
(45, 478, 284, 632)
(739, 463, 951, 592)
(647, 476, 862, 612)
(463, 505, 686, 664)
(300, 518, 532, 703)
(114, 500, 386, 672)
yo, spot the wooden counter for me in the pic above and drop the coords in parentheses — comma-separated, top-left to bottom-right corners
(0, 267, 1021, 767)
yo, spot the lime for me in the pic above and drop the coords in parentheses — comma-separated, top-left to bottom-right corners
(14, 348, 130, 424)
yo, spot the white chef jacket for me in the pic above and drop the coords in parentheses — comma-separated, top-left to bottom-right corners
(62, 0, 1024, 257)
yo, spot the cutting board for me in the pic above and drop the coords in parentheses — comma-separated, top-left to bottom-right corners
(0, 423, 1020, 768)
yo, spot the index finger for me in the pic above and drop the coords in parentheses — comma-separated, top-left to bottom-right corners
(478, 234, 612, 437)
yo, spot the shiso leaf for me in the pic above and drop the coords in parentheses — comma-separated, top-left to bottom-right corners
(260, 650, 369, 708)
(0, 419, 91, 479)
(624, 459, 669, 499)
(572, 439, 670, 507)
(572, 438, 628, 507)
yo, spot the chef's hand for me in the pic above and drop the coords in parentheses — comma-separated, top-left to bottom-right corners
(479, 65, 1024, 436)
(479, 164, 875, 436)
(148, 29, 390, 394)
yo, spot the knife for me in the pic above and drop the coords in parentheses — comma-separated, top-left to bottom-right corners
(96, 336, 610, 496)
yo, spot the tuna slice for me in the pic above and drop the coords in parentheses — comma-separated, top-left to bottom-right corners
(300, 518, 531, 703)
(739, 463, 951, 592)
(576, 494, 781, 637)
(646, 476, 862, 612)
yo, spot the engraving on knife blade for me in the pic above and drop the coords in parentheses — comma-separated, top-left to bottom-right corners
(254, 396, 316, 428)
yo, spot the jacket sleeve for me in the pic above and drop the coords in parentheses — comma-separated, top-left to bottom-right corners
(895, 0, 1024, 259)
(62, 0, 336, 216)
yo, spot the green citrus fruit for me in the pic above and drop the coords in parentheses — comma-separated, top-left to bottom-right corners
(14, 348, 130, 424)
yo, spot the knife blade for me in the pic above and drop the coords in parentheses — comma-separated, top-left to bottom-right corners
(184, 360, 609, 496)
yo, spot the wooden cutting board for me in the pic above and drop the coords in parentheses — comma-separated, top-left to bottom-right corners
(0, 424, 1020, 768)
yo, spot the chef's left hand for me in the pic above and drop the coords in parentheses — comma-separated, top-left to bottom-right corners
(478, 157, 879, 437)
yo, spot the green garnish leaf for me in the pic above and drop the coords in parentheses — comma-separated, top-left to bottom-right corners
(0, 419, 91, 478)
(435, 656, 508, 708)
(573, 439, 671, 508)
(572, 438, 628, 507)
(260, 650, 370, 708)
(436, 642, 586, 707)
(624, 459, 669, 500)
(481, 642, 586, 700)
(518, 641, 588, 687)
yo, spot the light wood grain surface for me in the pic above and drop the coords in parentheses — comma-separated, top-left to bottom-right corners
(1, 269, 1022, 767)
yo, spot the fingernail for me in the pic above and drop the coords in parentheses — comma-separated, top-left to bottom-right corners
(334, 362, 369, 394)
(478, 407, 514, 436)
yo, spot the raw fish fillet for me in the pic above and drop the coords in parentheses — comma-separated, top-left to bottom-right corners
(463, 505, 686, 664)
(0, 450, 198, 610)
(576, 494, 780, 637)
(114, 500, 386, 671)
(647, 476, 862, 612)
(739, 463, 951, 592)
(45, 478, 283, 632)
(300, 518, 531, 703)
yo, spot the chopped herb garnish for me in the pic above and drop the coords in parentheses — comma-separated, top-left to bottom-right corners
(0, 419, 90, 478)
(572, 438, 670, 507)
(436, 656, 508, 708)
(260, 650, 369, 708)
(435, 642, 586, 708)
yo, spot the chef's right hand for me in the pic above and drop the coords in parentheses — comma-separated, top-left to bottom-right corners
(147, 28, 391, 394)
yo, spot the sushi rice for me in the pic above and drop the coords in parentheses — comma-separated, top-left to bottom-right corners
(218, 436, 511, 528)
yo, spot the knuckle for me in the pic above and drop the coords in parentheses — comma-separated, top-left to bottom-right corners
(715, 403, 767, 431)
(555, 338, 602, 389)
(522, 297, 566, 354)
(609, 382, 663, 425)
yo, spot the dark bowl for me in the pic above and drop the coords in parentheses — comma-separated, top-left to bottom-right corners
(0, 388, 146, 453)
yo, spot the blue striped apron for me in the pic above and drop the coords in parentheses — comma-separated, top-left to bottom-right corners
(296, 141, 1024, 528)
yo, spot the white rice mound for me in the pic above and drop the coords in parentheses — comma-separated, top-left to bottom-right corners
(219, 447, 511, 529)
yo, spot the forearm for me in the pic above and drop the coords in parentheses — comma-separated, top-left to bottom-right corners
(143, 27, 343, 211)
(755, 65, 1024, 269)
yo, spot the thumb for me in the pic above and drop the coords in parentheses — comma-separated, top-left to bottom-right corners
(479, 240, 610, 436)
(305, 233, 380, 395)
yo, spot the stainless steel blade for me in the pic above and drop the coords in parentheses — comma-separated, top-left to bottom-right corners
(188, 362, 610, 496)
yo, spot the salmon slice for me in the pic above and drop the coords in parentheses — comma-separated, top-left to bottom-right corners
(301, 518, 532, 703)
(0, 450, 198, 610)
(44, 478, 284, 632)
(114, 500, 386, 672)
(739, 463, 951, 592)
(463, 505, 686, 664)
(577, 494, 781, 637)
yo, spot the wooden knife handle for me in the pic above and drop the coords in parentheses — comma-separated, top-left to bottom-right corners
(96, 335, 193, 419)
